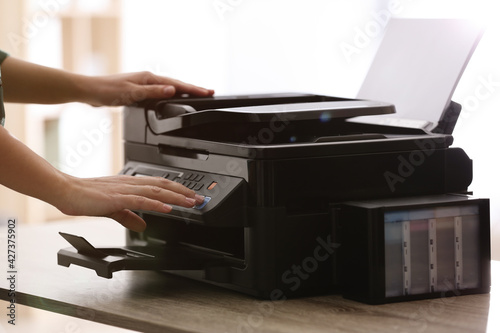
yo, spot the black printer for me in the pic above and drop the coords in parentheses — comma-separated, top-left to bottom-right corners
(58, 19, 491, 304)
(58, 93, 490, 304)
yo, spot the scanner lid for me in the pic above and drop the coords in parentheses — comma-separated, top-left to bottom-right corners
(145, 95, 395, 136)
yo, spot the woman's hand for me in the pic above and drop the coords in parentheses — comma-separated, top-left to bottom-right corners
(81, 71, 215, 107)
(58, 174, 205, 232)
(0, 126, 204, 232)
(0, 56, 211, 231)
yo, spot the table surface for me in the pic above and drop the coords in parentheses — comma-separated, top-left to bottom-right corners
(0, 218, 498, 333)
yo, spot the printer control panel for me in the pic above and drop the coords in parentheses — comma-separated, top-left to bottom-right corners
(173, 171, 212, 193)
(121, 161, 247, 226)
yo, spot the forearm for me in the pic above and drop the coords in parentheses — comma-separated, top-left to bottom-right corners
(0, 126, 68, 208)
(0, 56, 89, 105)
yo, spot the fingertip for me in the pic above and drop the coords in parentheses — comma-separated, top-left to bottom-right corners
(163, 86, 176, 98)
(195, 194, 205, 205)
(196, 88, 214, 97)
(185, 197, 196, 207)
(163, 204, 173, 213)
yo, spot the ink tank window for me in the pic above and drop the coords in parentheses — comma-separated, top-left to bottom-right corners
(340, 195, 489, 304)
(384, 205, 481, 298)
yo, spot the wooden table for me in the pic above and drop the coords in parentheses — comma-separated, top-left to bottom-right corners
(0, 218, 498, 333)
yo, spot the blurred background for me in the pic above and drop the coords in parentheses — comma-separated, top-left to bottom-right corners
(0, 0, 499, 330)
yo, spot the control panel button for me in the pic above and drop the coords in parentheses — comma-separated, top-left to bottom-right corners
(193, 183, 204, 191)
(194, 196, 211, 210)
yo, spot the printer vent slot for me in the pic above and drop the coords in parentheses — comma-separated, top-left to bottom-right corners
(159, 145, 209, 161)
(314, 133, 386, 143)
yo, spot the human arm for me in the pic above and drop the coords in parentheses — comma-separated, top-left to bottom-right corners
(0, 125, 203, 232)
(0, 56, 214, 106)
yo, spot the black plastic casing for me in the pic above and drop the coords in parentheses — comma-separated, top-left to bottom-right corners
(338, 195, 490, 304)
(57, 94, 489, 302)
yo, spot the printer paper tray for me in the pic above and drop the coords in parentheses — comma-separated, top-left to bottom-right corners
(57, 232, 240, 278)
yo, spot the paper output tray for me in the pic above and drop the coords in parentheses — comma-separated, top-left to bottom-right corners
(57, 232, 239, 278)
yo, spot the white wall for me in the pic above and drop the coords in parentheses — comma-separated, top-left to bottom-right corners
(121, 0, 500, 258)
(121, 0, 383, 96)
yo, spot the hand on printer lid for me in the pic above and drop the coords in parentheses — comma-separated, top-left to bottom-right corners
(0, 55, 214, 106)
(77, 72, 215, 107)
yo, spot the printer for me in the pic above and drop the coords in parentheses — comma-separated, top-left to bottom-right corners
(58, 19, 491, 304)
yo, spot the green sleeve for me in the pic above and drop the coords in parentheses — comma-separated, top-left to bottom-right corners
(0, 50, 8, 64)
(0, 50, 7, 126)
